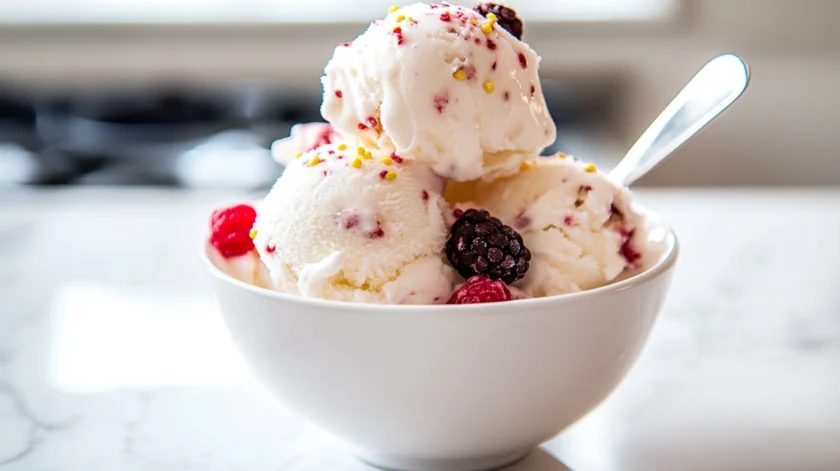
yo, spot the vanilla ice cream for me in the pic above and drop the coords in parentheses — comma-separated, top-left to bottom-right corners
(320, 2, 556, 181)
(252, 142, 456, 304)
(445, 155, 647, 297)
(270, 122, 344, 167)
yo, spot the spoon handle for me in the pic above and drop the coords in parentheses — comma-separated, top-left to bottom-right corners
(609, 54, 751, 186)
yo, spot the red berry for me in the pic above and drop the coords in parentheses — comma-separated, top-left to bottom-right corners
(209, 204, 257, 258)
(447, 276, 512, 305)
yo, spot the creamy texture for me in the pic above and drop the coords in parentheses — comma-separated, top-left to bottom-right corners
(445, 156, 647, 297)
(270, 122, 345, 167)
(252, 142, 456, 304)
(321, 2, 556, 181)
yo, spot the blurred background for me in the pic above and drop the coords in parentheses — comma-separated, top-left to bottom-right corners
(1, 0, 838, 189)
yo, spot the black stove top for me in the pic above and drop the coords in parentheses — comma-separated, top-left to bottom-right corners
(0, 79, 602, 189)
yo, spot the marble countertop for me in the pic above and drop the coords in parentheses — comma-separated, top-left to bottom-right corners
(1, 187, 839, 471)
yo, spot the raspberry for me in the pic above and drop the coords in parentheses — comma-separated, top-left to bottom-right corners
(474, 2, 524, 40)
(448, 276, 512, 304)
(209, 204, 257, 258)
(445, 209, 531, 284)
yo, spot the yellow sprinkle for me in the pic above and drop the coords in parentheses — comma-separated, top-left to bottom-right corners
(486, 12, 498, 23)
(453, 69, 467, 81)
(249, 229, 258, 240)
(357, 147, 366, 156)
(483, 81, 495, 94)
(520, 162, 532, 171)
(584, 163, 597, 173)
(556, 152, 567, 159)
(337, 143, 347, 151)
(470, 19, 478, 26)
(407, 16, 414, 21)
(385, 171, 397, 181)
(364, 151, 373, 160)
(351, 158, 363, 169)
(294, 152, 303, 159)
(381, 156, 393, 165)
(396, 14, 405, 22)
(481, 23, 494, 34)
(309, 156, 322, 166)
(389, 5, 399, 13)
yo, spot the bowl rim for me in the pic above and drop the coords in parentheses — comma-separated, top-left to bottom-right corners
(201, 209, 679, 314)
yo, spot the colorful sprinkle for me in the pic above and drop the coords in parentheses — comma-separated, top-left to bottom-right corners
(381, 156, 393, 165)
(249, 229, 258, 239)
(422, 190, 429, 201)
(518, 53, 528, 69)
(266, 245, 276, 254)
(366, 116, 378, 127)
(335, 90, 343, 98)
(351, 158, 363, 168)
(487, 39, 497, 50)
(396, 14, 405, 22)
(295, 152, 303, 159)
(453, 69, 467, 81)
(389, 5, 399, 13)
(556, 152, 567, 159)
(385, 171, 397, 181)
(440, 12, 451, 22)
(390, 152, 404, 163)
(309, 156, 322, 166)
(379, 170, 388, 179)
(357, 147, 366, 156)
(337, 143, 347, 151)
(364, 151, 373, 160)
(481, 13, 497, 34)
(341, 41, 353, 47)
(584, 164, 598, 173)
(483, 81, 495, 94)
(358, 123, 368, 130)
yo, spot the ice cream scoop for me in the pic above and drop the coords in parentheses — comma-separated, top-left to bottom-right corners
(446, 156, 646, 297)
(252, 142, 456, 304)
(320, 2, 556, 181)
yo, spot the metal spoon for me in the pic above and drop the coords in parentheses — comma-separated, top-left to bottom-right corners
(609, 54, 750, 186)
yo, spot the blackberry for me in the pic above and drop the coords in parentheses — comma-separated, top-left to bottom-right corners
(446, 209, 531, 284)
(474, 2, 524, 40)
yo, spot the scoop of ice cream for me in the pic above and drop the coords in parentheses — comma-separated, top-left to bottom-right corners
(320, 2, 556, 181)
(445, 155, 647, 297)
(270, 122, 344, 167)
(252, 142, 456, 304)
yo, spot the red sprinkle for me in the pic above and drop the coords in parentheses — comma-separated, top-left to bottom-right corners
(368, 226, 385, 239)
(564, 215, 575, 226)
(440, 12, 451, 22)
(341, 41, 353, 47)
(492, 61, 497, 70)
(422, 190, 429, 202)
(335, 90, 343, 98)
(392, 26, 405, 45)
(518, 53, 528, 69)
(379, 170, 389, 179)
(503, 91, 510, 101)
(434, 91, 450, 114)
(464, 64, 477, 81)
(390, 152, 404, 163)
(393, 26, 402, 34)
(307, 125, 335, 151)
(266, 245, 276, 254)
(327, 150, 335, 154)
(531, 84, 536, 97)
(474, 37, 481, 44)
(358, 122, 368, 130)
(337, 155, 344, 160)
(487, 39, 497, 50)
(366, 116, 378, 127)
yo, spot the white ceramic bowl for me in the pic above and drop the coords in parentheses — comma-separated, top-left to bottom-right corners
(203, 211, 678, 471)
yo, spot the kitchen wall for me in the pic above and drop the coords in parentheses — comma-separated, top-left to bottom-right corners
(1, 0, 837, 186)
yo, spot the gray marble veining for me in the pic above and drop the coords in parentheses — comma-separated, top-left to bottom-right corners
(1, 187, 839, 471)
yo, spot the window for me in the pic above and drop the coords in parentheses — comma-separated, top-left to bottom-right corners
(1, 0, 678, 24)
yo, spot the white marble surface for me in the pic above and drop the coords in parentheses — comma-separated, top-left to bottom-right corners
(1, 187, 839, 471)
